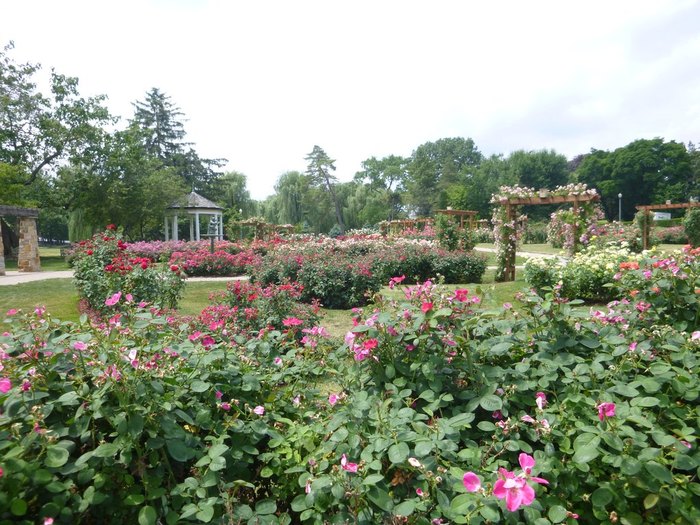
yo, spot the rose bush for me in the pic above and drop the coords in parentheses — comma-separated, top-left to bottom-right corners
(71, 228, 185, 314)
(2, 238, 699, 524)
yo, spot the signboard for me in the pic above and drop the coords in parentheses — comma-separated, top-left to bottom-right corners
(653, 212, 671, 221)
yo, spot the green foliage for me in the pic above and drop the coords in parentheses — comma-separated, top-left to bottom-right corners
(435, 214, 476, 251)
(1, 246, 699, 523)
(684, 208, 700, 247)
(524, 244, 641, 302)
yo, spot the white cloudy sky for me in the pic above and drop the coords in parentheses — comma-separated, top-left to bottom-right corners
(2, 0, 699, 199)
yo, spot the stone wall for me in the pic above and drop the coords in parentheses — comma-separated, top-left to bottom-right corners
(17, 217, 41, 272)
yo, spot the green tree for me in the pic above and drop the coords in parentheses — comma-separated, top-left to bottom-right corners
(274, 171, 310, 226)
(305, 145, 345, 233)
(406, 137, 483, 216)
(575, 138, 691, 220)
(354, 154, 408, 221)
(130, 88, 225, 198)
(218, 171, 255, 227)
(0, 42, 111, 186)
(506, 149, 569, 190)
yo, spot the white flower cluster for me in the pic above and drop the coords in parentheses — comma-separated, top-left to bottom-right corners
(490, 185, 537, 203)
(550, 183, 598, 197)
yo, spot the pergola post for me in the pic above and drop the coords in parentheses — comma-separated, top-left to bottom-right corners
(571, 199, 579, 256)
(506, 203, 516, 282)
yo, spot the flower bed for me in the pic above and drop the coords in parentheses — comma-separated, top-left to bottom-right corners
(2, 248, 698, 523)
(71, 228, 185, 314)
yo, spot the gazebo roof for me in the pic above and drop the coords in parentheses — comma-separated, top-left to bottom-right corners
(168, 191, 222, 211)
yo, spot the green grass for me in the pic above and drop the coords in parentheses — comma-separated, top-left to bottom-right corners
(0, 272, 530, 339)
(0, 279, 81, 321)
(4, 246, 71, 271)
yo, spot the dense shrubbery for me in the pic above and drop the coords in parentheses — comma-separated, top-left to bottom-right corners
(685, 208, 700, 247)
(251, 239, 487, 309)
(2, 245, 699, 524)
(524, 244, 641, 302)
(169, 249, 261, 277)
(71, 227, 185, 314)
(652, 225, 688, 245)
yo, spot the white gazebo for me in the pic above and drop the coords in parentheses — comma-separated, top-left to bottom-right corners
(165, 191, 224, 241)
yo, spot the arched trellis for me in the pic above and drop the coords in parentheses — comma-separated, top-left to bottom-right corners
(636, 201, 700, 250)
(493, 188, 600, 282)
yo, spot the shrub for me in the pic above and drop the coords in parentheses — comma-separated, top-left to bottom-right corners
(71, 228, 185, 314)
(684, 208, 700, 247)
(199, 280, 321, 337)
(169, 249, 261, 276)
(652, 225, 688, 244)
(524, 244, 640, 302)
(523, 221, 548, 244)
(435, 214, 476, 251)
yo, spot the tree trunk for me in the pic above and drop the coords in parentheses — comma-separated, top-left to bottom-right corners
(324, 177, 345, 233)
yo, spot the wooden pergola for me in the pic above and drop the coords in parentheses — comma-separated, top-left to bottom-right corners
(381, 218, 434, 236)
(497, 193, 600, 281)
(435, 209, 478, 229)
(636, 202, 700, 250)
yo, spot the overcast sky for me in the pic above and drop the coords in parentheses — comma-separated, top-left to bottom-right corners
(2, 0, 699, 200)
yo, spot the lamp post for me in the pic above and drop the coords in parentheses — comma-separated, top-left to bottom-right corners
(618, 193, 622, 222)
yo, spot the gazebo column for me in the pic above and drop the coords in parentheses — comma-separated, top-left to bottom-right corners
(164, 216, 169, 241)
(218, 213, 224, 240)
(195, 212, 201, 241)
(189, 216, 195, 241)
(172, 214, 179, 241)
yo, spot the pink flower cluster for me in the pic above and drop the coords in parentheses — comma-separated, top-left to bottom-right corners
(463, 453, 548, 512)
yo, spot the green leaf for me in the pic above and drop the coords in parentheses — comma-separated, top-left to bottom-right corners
(10, 498, 28, 516)
(57, 391, 80, 405)
(643, 494, 659, 510)
(548, 505, 568, 523)
(166, 439, 194, 462)
(393, 500, 416, 517)
(591, 487, 613, 507)
(207, 443, 229, 459)
(609, 384, 639, 397)
(479, 394, 502, 412)
(645, 461, 673, 483)
(388, 442, 410, 464)
(572, 436, 600, 464)
(367, 487, 393, 512)
(632, 396, 660, 407)
(93, 442, 120, 458)
(190, 380, 210, 393)
(580, 338, 601, 349)
(45, 445, 70, 468)
(255, 499, 277, 515)
(125, 493, 145, 505)
(450, 494, 474, 515)
(196, 504, 214, 523)
(362, 474, 385, 486)
(138, 505, 157, 525)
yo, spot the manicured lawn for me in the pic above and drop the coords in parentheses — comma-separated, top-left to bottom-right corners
(1, 273, 531, 338)
(4, 246, 71, 271)
(0, 279, 80, 321)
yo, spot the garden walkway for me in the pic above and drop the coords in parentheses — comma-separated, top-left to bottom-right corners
(0, 271, 249, 286)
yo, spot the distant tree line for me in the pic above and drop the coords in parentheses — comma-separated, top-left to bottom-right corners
(1, 42, 698, 243)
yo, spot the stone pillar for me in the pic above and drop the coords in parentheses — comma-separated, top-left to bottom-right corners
(18, 217, 41, 272)
(0, 220, 5, 276)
